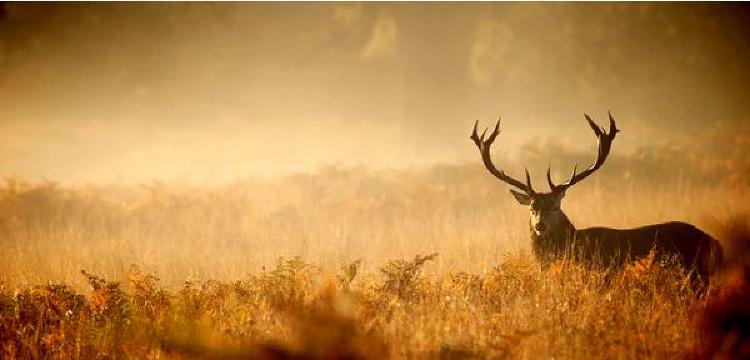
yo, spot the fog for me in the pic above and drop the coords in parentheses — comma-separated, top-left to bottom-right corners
(1, 3, 749, 184)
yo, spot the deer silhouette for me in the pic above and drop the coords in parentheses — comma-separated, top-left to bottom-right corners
(470, 113, 722, 283)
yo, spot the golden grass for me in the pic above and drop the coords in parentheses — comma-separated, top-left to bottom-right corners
(1, 164, 746, 287)
(0, 163, 749, 358)
(1, 254, 705, 359)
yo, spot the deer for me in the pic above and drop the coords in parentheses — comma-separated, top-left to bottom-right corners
(470, 113, 723, 284)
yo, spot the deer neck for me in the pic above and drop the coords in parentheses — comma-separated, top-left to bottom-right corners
(530, 210, 576, 251)
(557, 211, 576, 236)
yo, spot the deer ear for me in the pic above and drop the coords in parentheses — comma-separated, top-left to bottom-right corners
(509, 189, 531, 205)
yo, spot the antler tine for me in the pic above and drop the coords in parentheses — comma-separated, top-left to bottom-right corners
(525, 168, 535, 195)
(608, 111, 620, 135)
(567, 163, 577, 184)
(584, 113, 604, 137)
(486, 118, 501, 143)
(469, 117, 533, 194)
(555, 113, 619, 193)
(546, 166, 556, 192)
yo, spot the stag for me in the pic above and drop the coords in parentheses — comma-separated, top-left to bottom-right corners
(470, 113, 722, 282)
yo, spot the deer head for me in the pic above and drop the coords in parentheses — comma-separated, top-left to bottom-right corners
(470, 113, 619, 238)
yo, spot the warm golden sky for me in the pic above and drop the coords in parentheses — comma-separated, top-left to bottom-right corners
(1, 3, 749, 183)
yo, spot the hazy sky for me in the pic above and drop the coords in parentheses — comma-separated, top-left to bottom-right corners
(1, 3, 749, 183)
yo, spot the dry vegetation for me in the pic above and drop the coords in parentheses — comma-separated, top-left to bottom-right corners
(1, 130, 750, 358)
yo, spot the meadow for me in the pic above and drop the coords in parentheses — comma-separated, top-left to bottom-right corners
(1, 130, 750, 358)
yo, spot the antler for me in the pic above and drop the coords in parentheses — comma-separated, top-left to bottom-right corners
(470, 117, 535, 194)
(548, 112, 620, 193)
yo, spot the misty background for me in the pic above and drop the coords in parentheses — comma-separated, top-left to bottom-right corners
(1, 3, 749, 184)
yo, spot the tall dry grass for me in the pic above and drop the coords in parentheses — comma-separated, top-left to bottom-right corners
(1, 164, 747, 289)
(0, 251, 717, 358)
(0, 153, 750, 288)
(1, 129, 750, 358)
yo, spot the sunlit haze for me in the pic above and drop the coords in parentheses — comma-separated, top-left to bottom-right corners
(1, 3, 749, 183)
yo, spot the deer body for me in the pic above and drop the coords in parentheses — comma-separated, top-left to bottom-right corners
(470, 113, 722, 282)
(532, 217, 719, 276)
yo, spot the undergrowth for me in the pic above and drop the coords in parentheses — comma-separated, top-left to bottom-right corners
(0, 254, 717, 359)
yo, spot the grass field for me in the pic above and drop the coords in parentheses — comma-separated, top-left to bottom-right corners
(4, 3, 750, 358)
(1, 156, 749, 358)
